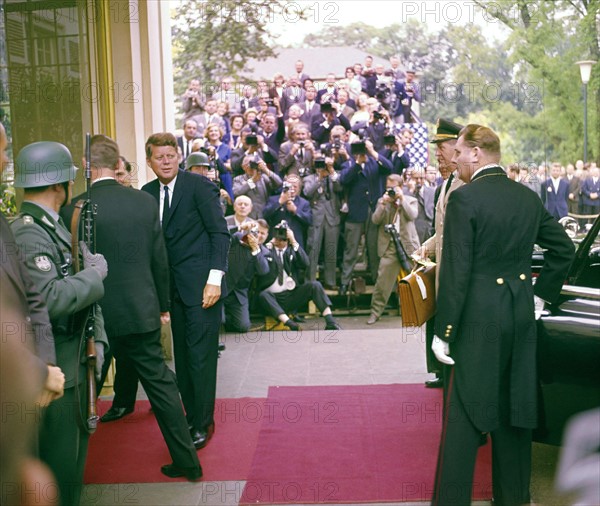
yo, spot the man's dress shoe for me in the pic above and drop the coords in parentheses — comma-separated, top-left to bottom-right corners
(366, 314, 379, 325)
(425, 378, 444, 388)
(100, 406, 134, 422)
(161, 463, 203, 481)
(324, 321, 342, 330)
(190, 423, 215, 450)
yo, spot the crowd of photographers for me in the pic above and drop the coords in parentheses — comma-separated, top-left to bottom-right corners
(174, 57, 430, 321)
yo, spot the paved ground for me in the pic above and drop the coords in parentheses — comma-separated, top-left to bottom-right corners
(81, 315, 572, 506)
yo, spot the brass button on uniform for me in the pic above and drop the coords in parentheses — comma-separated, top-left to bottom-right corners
(519, 273, 526, 280)
(496, 278, 504, 285)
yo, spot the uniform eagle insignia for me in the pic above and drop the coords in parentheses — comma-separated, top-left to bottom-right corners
(34, 255, 52, 272)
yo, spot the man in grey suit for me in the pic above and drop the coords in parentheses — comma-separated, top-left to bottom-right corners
(367, 174, 420, 324)
(303, 155, 343, 289)
(406, 169, 435, 243)
(232, 156, 282, 219)
(278, 123, 315, 178)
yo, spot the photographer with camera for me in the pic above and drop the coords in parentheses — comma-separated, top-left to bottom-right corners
(311, 101, 351, 146)
(366, 105, 394, 152)
(338, 137, 392, 296)
(367, 174, 420, 325)
(256, 221, 341, 331)
(182, 78, 205, 124)
(229, 127, 278, 177)
(222, 219, 270, 333)
(278, 123, 316, 178)
(321, 126, 351, 171)
(232, 155, 282, 219)
(393, 69, 421, 124)
(263, 174, 312, 250)
(303, 153, 343, 289)
(380, 128, 413, 176)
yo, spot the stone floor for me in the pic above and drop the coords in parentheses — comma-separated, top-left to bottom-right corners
(82, 316, 573, 506)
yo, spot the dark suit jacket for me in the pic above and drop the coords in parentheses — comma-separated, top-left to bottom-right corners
(435, 166, 574, 432)
(256, 243, 310, 291)
(0, 213, 55, 378)
(62, 180, 170, 337)
(339, 156, 393, 223)
(226, 233, 269, 304)
(263, 194, 312, 249)
(581, 177, 600, 207)
(177, 135, 199, 169)
(142, 170, 230, 307)
(541, 177, 569, 219)
(311, 114, 351, 146)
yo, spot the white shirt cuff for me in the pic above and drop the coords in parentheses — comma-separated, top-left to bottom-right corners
(207, 269, 225, 286)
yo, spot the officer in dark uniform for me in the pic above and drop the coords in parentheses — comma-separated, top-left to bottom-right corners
(431, 125, 575, 506)
(11, 141, 109, 506)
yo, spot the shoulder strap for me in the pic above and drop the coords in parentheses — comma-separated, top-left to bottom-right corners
(20, 213, 70, 278)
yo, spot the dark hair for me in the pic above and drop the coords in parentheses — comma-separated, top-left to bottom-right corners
(90, 134, 120, 170)
(145, 132, 177, 158)
(256, 218, 269, 229)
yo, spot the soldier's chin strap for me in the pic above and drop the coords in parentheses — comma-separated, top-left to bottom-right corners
(61, 181, 70, 208)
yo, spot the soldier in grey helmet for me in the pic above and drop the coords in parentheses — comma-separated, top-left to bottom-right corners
(10, 141, 109, 506)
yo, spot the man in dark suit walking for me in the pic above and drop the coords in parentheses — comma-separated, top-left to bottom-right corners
(542, 162, 570, 220)
(61, 134, 201, 481)
(142, 133, 230, 451)
(431, 124, 574, 505)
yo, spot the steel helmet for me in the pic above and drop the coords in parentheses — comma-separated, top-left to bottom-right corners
(14, 141, 78, 188)
(185, 151, 211, 171)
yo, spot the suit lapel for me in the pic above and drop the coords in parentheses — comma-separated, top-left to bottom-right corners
(166, 171, 186, 227)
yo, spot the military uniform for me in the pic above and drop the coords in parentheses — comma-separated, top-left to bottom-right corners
(12, 201, 108, 506)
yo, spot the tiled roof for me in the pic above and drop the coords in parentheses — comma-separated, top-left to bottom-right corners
(242, 46, 392, 81)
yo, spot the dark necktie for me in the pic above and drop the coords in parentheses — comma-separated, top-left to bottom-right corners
(162, 185, 170, 228)
(275, 249, 284, 284)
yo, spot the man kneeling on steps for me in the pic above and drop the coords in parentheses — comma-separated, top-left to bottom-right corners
(256, 220, 341, 331)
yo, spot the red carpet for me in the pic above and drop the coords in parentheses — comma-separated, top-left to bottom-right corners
(84, 398, 264, 483)
(240, 384, 492, 504)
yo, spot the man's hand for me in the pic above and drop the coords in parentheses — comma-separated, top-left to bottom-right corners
(95, 342, 105, 381)
(37, 365, 65, 406)
(80, 242, 108, 280)
(202, 284, 221, 309)
(286, 228, 298, 247)
(160, 312, 171, 325)
(432, 336, 455, 365)
(411, 245, 429, 261)
(285, 200, 297, 214)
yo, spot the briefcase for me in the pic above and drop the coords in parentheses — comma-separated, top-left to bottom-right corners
(398, 264, 436, 327)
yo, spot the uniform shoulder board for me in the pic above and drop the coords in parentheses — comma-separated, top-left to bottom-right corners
(23, 215, 34, 225)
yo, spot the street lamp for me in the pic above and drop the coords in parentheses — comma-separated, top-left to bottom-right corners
(575, 60, 596, 164)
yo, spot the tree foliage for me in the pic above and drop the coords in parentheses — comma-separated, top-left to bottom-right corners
(300, 1, 599, 164)
(172, 0, 299, 97)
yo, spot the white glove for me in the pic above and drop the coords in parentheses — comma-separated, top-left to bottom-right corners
(432, 336, 455, 365)
(534, 295, 545, 320)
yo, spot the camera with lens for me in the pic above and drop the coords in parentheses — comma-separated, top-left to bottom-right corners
(298, 167, 312, 177)
(273, 220, 289, 240)
(265, 98, 274, 106)
(246, 133, 258, 146)
(386, 188, 397, 199)
(314, 157, 326, 170)
(241, 222, 259, 245)
(298, 141, 305, 149)
(332, 135, 342, 151)
(282, 181, 292, 193)
(249, 153, 261, 170)
(383, 224, 395, 234)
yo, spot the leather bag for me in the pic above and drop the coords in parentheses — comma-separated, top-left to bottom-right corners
(398, 264, 436, 327)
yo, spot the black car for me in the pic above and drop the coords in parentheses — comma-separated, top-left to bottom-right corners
(534, 216, 600, 445)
